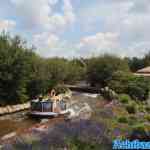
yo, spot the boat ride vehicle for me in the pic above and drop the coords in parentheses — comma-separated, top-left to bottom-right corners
(28, 91, 69, 118)
(29, 98, 68, 118)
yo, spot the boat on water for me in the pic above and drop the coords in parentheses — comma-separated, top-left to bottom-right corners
(29, 99, 68, 118)
(28, 91, 69, 118)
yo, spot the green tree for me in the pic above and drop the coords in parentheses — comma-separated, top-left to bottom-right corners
(127, 57, 144, 72)
(86, 55, 129, 87)
(65, 59, 86, 84)
(0, 33, 32, 105)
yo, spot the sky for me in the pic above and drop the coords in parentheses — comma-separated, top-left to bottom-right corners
(0, 0, 150, 58)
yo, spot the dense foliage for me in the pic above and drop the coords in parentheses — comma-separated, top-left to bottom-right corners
(127, 52, 150, 72)
(86, 55, 130, 87)
(0, 32, 150, 105)
(109, 71, 150, 100)
(0, 33, 33, 105)
(0, 33, 85, 105)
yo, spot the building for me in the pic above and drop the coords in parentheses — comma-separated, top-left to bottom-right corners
(134, 66, 150, 77)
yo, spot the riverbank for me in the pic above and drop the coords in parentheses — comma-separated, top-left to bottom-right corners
(0, 103, 30, 116)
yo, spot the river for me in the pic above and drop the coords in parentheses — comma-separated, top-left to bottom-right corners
(0, 111, 39, 138)
(0, 92, 99, 138)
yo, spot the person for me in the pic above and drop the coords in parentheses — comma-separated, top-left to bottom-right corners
(38, 94, 43, 101)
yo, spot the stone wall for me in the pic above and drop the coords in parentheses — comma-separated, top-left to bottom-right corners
(0, 102, 30, 115)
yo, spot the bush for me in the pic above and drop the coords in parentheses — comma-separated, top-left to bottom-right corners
(138, 105, 146, 113)
(145, 106, 150, 113)
(86, 55, 129, 87)
(127, 77, 150, 100)
(109, 71, 132, 94)
(109, 71, 150, 101)
(117, 116, 128, 123)
(128, 116, 137, 125)
(100, 87, 118, 101)
(126, 104, 137, 114)
(144, 114, 150, 122)
(119, 94, 131, 104)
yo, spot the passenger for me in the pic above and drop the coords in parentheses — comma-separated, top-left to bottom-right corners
(38, 94, 43, 101)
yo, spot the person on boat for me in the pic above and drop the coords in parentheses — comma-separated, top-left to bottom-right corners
(38, 94, 43, 101)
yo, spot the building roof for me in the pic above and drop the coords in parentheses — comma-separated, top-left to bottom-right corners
(137, 66, 150, 74)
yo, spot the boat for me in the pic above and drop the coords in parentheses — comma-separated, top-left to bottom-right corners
(28, 92, 69, 118)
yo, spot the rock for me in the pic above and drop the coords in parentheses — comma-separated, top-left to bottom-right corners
(24, 103, 30, 109)
(19, 104, 25, 110)
(3, 107, 8, 114)
(1, 132, 16, 140)
(0, 102, 31, 116)
(66, 102, 92, 120)
(0, 108, 5, 115)
(41, 119, 49, 123)
(6, 106, 13, 113)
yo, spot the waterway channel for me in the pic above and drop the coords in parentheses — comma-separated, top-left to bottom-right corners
(0, 92, 98, 138)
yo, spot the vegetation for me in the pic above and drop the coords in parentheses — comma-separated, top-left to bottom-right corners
(86, 55, 129, 87)
(125, 104, 137, 114)
(0, 33, 85, 105)
(119, 94, 131, 104)
(0, 33, 33, 105)
(109, 71, 150, 100)
(117, 116, 128, 124)
(66, 138, 106, 150)
(1, 32, 150, 105)
(0, 32, 150, 145)
(127, 52, 150, 72)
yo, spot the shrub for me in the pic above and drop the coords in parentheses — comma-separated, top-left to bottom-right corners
(117, 116, 128, 123)
(86, 55, 129, 87)
(127, 78, 149, 100)
(145, 106, 150, 113)
(109, 71, 131, 94)
(126, 104, 136, 114)
(138, 105, 146, 113)
(144, 114, 150, 122)
(109, 71, 150, 101)
(128, 116, 137, 125)
(119, 94, 131, 104)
